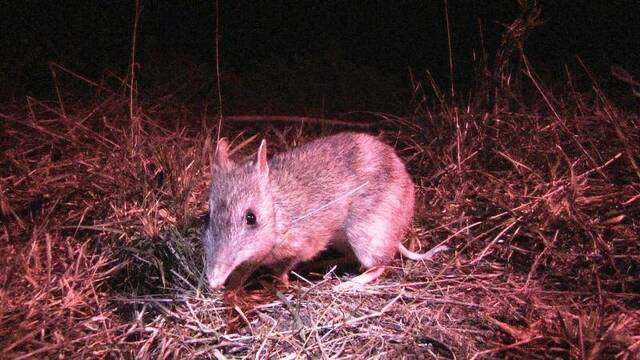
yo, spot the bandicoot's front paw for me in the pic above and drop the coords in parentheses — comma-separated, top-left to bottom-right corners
(277, 272, 290, 287)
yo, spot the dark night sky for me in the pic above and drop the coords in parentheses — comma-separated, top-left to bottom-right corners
(2, 1, 639, 107)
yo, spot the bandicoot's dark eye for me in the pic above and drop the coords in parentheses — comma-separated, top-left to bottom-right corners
(245, 210, 257, 226)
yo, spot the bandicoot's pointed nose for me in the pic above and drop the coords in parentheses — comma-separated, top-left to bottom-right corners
(207, 264, 234, 289)
(209, 279, 224, 289)
(208, 276, 225, 289)
(206, 256, 241, 290)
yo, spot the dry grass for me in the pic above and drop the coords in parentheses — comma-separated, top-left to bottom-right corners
(1, 21, 639, 360)
(1, 64, 638, 359)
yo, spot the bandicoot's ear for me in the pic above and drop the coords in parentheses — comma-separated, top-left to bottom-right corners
(214, 138, 232, 171)
(256, 139, 269, 175)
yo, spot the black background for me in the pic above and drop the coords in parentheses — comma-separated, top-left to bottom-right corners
(2, 1, 638, 109)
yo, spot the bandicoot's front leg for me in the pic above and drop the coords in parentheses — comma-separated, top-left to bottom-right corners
(270, 258, 299, 287)
(225, 263, 255, 290)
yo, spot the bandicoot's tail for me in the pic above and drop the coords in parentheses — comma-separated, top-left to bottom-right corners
(398, 244, 449, 261)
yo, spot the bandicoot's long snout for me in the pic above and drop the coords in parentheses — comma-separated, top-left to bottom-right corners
(206, 253, 245, 289)
(203, 227, 240, 289)
(206, 264, 232, 289)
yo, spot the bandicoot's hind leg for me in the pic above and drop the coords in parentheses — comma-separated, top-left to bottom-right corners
(334, 266, 386, 291)
(336, 216, 398, 290)
(336, 166, 414, 291)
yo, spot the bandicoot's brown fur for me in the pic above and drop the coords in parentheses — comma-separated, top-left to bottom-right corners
(202, 132, 446, 289)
